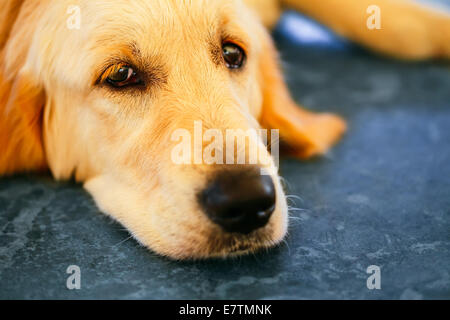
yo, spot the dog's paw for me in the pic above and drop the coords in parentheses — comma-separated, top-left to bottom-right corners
(281, 111, 347, 159)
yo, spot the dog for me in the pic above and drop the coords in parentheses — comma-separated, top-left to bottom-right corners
(0, 0, 448, 259)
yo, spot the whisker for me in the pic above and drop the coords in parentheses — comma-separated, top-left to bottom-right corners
(286, 194, 304, 201)
(112, 235, 134, 247)
(286, 194, 305, 203)
(281, 239, 291, 256)
(288, 207, 308, 212)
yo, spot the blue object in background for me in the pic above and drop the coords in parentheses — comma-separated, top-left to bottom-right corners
(274, 10, 357, 52)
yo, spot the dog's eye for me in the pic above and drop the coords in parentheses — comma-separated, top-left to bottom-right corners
(104, 64, 142, 88)
(222, 42, 246, 69)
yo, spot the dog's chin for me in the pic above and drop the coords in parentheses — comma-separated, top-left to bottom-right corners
(154, 225, 287, 260)
(153, 206, 289, 260)
(205, 227, 286, 259)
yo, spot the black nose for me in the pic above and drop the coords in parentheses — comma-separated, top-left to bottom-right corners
(199, 168, 276, 234)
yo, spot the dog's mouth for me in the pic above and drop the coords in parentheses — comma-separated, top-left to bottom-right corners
(202, 222, 279, 258)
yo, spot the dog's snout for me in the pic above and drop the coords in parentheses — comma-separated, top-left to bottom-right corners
(199, 169, 276, 234)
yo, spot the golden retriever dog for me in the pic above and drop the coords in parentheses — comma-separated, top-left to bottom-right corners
(0, 0, 448, 259)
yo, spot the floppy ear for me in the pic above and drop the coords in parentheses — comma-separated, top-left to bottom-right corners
(0, 0, 47, 175)
(258, 34, 347, 159)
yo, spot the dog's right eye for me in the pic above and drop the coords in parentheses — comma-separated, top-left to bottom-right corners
(102, 64, 143, 88)
(222, 42, 246, 70)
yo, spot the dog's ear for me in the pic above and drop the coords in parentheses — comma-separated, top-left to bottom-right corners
(0, 0, 47, 175)
(257, 34, 347, 159)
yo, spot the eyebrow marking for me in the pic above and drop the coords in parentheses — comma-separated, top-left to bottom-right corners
(209, 34, 223, 67)
(209, 16, 228, 67)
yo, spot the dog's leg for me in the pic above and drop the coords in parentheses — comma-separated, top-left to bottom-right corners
(281, 0, 450, 60)
(259, 33, 347, 159)
(260, 76, 347, 159)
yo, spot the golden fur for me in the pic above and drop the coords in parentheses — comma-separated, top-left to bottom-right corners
(0, 0, 448, 259)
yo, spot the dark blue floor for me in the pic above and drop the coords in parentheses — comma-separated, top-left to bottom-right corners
(1, 13, 450, 299)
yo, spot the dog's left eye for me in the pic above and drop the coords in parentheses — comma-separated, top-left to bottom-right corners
(104, 64, 142, 88)
(222, 42, 246, 69)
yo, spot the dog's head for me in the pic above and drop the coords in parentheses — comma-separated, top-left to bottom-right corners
(0, 0, 345, 259)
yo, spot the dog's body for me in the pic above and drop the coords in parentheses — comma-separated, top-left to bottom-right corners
(0, 0, 448, 259)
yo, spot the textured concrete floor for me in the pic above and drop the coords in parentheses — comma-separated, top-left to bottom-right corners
(1, 15, 450, 299)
